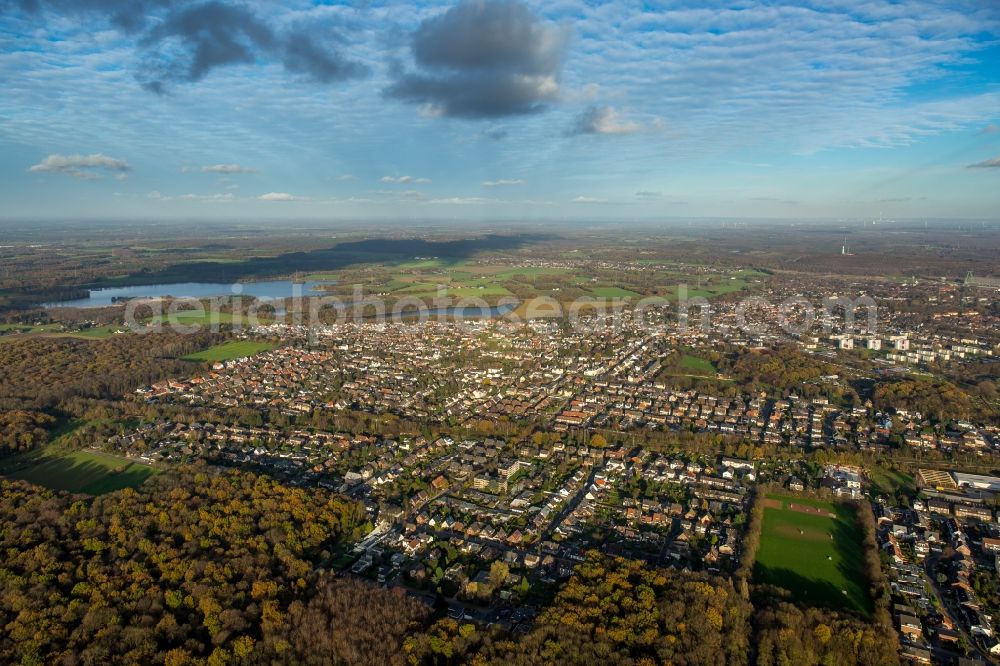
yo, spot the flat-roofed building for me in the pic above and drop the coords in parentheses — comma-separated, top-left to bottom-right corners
(953, 472, 1000, 493)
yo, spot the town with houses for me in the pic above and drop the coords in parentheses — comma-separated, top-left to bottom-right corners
(95, 273, 1000, 665)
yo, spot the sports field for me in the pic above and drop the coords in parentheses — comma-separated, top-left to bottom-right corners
(181, 340, 274, 362)
(754, 493, 871, 615)
(679, 354, 716, 375)
(147, 310, 235, 327)
(0, 448, 158, 495)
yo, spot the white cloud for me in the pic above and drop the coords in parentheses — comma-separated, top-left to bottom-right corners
(482, 179, 525, 187)
(336, 174, 358, 180)
(572, 195, 609, 204)
(380, 175, 431, 184)
(179, 192, 234, 202)
(258, 192, 302, 201)
(28, 153, 131, 179)
(428, 196, 495, 205)
(201, 163, 256, 174)
(562, 1, 1000, 152)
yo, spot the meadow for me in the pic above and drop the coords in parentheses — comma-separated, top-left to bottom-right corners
(754, 493, 871, 615)
(146, 309, 236, 327)
(0, 447, 158, 495)
(181, 340, 274, 362)
(678, 354, 716, 376)
(868, 466, 916, 499)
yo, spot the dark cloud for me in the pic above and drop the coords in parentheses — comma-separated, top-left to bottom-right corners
(569, 106, 641, 136)
(282, 31, 369, 83)
(968, 157, 1000, 168)
(139, 2, 274, 89)
(411, 0, 562, 74)
(385, 0, 567, 118)
(16, 0, 368, 92)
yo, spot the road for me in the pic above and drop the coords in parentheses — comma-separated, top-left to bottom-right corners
(543, 465, 597, 536)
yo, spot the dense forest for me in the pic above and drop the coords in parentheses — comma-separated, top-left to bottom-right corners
(873, 377, 980, 423)
(0, 333, 219, 411)
(0, 332, 221, 452)
(401, 553, 752, 666)
(0, 409, 55, 452)
(478, 555, 752, 666)
(0, 465, 428, 665)
(721, 346, 860, 405)
(754, 601, 899, 666)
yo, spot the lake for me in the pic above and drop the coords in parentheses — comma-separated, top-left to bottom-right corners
(41, 281, 518, 319)
(42, 281, 332, 309)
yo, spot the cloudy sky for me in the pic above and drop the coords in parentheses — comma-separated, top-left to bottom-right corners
(2, 0, 999, 221)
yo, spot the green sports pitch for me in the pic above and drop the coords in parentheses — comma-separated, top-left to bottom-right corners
(0, 448, 158, 495)
(181, 340, 274, 362)
(754, 493, 871, 615)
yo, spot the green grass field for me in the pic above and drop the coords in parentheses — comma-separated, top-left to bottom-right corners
(0, 448, 158, 495)
(754, 493, 871, 615)
(869, 466, 915, 499)
(182, 340, 274, 362)
(679, 354, 716, 375)
(146, 310, 235, 327)
(0, 322, 119, 340)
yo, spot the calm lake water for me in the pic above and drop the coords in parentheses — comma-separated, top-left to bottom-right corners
(41, 281, 518, 319)
(42, 281, 331, 309)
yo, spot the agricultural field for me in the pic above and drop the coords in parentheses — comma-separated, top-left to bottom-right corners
(181, 340, 275, 362)
(66, 325, 120, 339)
(0, 322, 119, 343)
(754, 493, 871, 615)
(0, 447, 158, 495)
(342, 259, 764, 305)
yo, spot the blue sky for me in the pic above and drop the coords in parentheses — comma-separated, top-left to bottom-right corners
(2, 0, 999, 221)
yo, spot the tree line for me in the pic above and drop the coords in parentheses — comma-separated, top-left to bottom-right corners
(0, 464, 427, 665)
